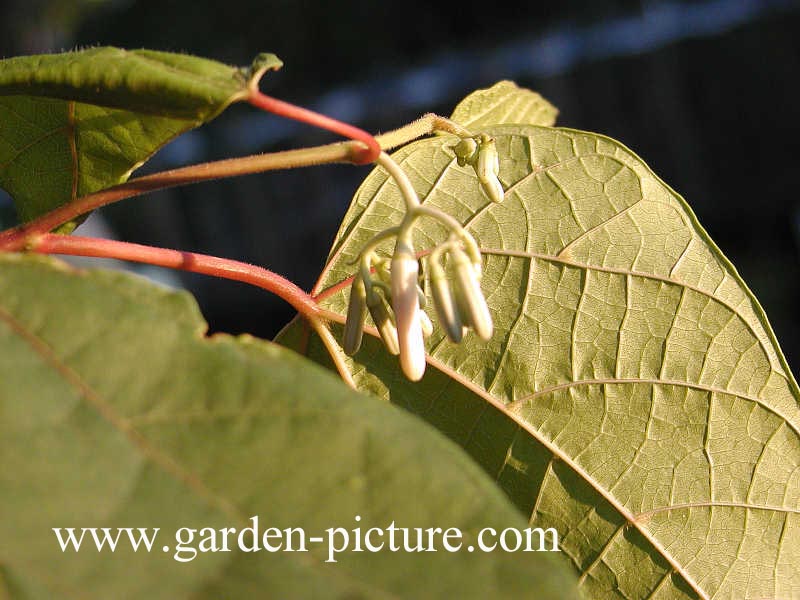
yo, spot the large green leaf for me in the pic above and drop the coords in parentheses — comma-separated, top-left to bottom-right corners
(0, 47, 281, 223)
(278, 87, 800, 599)
(0, 254, 578, 599)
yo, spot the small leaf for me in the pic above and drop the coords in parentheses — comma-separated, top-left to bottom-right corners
(0, 254, 577, 599)
(280, 111, 800, 598)
(450, 80, 558, 129)
(0, 47, 282, 223)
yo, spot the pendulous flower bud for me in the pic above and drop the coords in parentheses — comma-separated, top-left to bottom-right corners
(430, 258, 463, 343)
(451, 247, 493, 341)
(475, 134, 504, 203)
(391, 240, 426, 381)
(366, 287, 399, 356)
(453, 134, 504, 203)
(343, 272, 368, 355)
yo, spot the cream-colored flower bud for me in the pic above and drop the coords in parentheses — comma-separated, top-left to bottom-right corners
(453, 134, 504, 203)
(417, 284, 427, 309)
(391, 240, 426, 381)
(419, 309, 434, 338)
(476, 135, 504, 203)
(430, 258, 463, 343)
(366, 287, 399, 356)
(453, 136, 478, 167)
(374, 257, 392, 285)
(451, 248, 493, 341)
(343, 272, 367, 355)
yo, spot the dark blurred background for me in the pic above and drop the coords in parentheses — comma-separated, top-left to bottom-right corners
(2, 0, 799, 373)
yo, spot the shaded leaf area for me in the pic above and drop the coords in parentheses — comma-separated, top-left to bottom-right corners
(0, 47, 281, 222)
(280, 123, 800, 599)
(0, 96, 187, 223)
(0, 254, 577, 599)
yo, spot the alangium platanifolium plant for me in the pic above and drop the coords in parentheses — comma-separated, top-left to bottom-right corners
(0, 47, 797, 600)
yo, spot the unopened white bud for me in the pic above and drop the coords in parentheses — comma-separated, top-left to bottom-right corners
(391, 241, 426, 381)
(476, 135, 504, 203)
(430, 258, 463, 343)
(451, 248, 493, 341)
(453, 134, 504, 203)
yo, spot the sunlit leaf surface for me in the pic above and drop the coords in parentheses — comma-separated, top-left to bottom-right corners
(279, 84, 800, 599)
(450, 80, 558, 130)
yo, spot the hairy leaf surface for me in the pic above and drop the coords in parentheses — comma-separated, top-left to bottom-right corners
(0, 254, 576, 599)
(0, 47, 281, 223)
(279, 88, 800, 599)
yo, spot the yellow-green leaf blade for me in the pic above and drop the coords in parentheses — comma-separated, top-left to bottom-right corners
(450, 80, 558, 129)
(0, 96, 192, 222)
(281, 121, 800, 599)
(0, 47, 281, 223)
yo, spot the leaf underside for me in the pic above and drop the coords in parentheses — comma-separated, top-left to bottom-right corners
(278, 83, 800, 600)
(449, 80, 558, 130)
(0, 254, 577, 600)
(0, 47, 282, 224)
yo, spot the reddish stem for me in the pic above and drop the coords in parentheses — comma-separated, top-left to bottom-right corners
(248, 91, 380, 165)
(30, 234, 320, 319)
(0, 93, 379, 250)
(0, 141, 360, 252)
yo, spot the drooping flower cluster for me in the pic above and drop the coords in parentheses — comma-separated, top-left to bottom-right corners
(343, 139, 504, 381)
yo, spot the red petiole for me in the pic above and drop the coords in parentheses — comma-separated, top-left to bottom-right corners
(247, 91, 380, 164)
(29, 234, 320, 319)
(1, 93, 385, 326)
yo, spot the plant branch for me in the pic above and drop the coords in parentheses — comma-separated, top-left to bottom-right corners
(0, 112, 463, 253)
(375, 113, 472, 150)
(0, 141, 363, 252)
(29, 233, 365, 389)
(248, 91, 380, 165)
(29, 233, 320, 320)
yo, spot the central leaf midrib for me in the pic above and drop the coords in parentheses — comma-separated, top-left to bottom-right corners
(316, 137, 788, 385)
(128, 51, 240, 91)
(421, 352, 710, 600)
(66, 101, 77, 203)
(507, 376, 800, 439)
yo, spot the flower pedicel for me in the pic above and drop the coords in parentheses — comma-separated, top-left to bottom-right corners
(343, 137, 504, 381)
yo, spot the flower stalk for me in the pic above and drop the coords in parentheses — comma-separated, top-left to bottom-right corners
(343, 138, 501, 381)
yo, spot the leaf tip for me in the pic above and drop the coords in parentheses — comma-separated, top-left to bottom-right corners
(244, 53, 283, 91)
